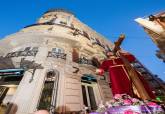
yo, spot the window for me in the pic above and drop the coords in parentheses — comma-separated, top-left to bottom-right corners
(138, 68, 146, 73)
(52, 48, 64, 53)
(131, 62, 141, 68)
(83, 31, 90, 40)
(49, 17, 57, 24)
(81, 75, 97, 110)
(72, 28, 80, 36)
(48, 48, 66, 59)
(66, 16, 72, 26)
(90, 37, 97, 44)
(52, 48, 57, 52)
(38, 70, 59, 113)
(72, 48, 79, 63)
(95, 39, 102, 47)
(53, 18, 61, 24)
(31, 47, 38, 52)
(78, 56, 93, 65)
(60, 21, 67, 25)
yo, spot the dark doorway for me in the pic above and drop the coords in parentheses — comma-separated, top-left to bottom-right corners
(87, 86, 97, 110)
(81, 85, 88, 107)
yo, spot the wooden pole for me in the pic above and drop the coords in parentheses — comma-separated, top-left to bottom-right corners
(113, 34, 151, 100)
(118, 52, 151, 100)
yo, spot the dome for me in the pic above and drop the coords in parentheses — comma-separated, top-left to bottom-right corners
(44, 8, 74, 15)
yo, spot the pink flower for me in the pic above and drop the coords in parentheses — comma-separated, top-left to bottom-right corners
(123, 99, 133, 105)
(114, 94, 122, 99)
(124, 109, 140, 114)
(131, 98, 139, 103)
(124, 109, 134, 114)
(147, 102, 157, 106)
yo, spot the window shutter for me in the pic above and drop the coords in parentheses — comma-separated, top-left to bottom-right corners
(72, 48, 79, 63)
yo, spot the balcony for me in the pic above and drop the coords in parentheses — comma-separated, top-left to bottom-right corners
(156, 50, 165, 62)
(142, 74, 152, 80)
(131, 62, 142, 68)
(136, 68, 148, 74)
(149, 81, 161, 89)
(78, 57, 92, 65)
(5, 47, 38, 58)
(47, 52, 67, 60)
(75, 57, 100, 68)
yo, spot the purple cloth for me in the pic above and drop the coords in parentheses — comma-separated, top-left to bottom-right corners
(90, 105, 164, 114)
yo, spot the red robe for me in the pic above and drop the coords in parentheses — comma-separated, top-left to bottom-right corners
(99, 53, 155, 99)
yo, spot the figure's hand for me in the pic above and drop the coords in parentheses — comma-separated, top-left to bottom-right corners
(96, 69, 104, 75)
(96, 69, 101, 74)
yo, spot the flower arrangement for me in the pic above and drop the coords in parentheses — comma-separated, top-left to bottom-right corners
(104, 94, 143, 107)
(94, 94, 164, 114)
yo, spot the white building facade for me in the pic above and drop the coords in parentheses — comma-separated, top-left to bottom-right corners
(0, 9, 113, 114)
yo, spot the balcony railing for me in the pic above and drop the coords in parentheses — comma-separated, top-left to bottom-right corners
(78, 57, 93, 65)
(5, 50, 38, 58)
(47, 52, 67, 60)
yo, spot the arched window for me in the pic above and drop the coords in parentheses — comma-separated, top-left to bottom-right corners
(38, 70, 59, 113)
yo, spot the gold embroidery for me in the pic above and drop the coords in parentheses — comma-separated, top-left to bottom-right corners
(122, 65, 130, 80)
(110, 64, 124, 68)
(107, 56, 119, 60)
(122, 66, 141, 97)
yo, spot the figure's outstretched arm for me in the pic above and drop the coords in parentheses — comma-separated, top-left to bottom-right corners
(96, 60, 109, 76)
(96, 68, 104, 75)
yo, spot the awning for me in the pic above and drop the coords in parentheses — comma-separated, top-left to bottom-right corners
(0, 69, 24, 77)
(81, 74, 97, 82)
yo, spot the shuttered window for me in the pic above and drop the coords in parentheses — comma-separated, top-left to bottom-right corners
(72, 48, 79, 63)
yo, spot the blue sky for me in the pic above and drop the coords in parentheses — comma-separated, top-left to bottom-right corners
(0, 0, 164, 80)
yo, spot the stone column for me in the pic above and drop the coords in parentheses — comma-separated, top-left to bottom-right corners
(11, 47, 48, 114)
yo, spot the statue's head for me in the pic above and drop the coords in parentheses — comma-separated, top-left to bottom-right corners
(106, 51, 114, 58)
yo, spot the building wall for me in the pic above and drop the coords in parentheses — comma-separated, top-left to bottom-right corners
(0, 10, 113, 114)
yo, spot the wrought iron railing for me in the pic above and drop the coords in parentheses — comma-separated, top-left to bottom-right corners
(5, 49, 38, 58)
(47, 52, 67, 60)
(78, 57, 92, 65)
(75, 57, 100, 68)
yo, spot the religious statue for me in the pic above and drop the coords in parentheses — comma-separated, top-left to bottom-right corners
(96, 34, 155, 100)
